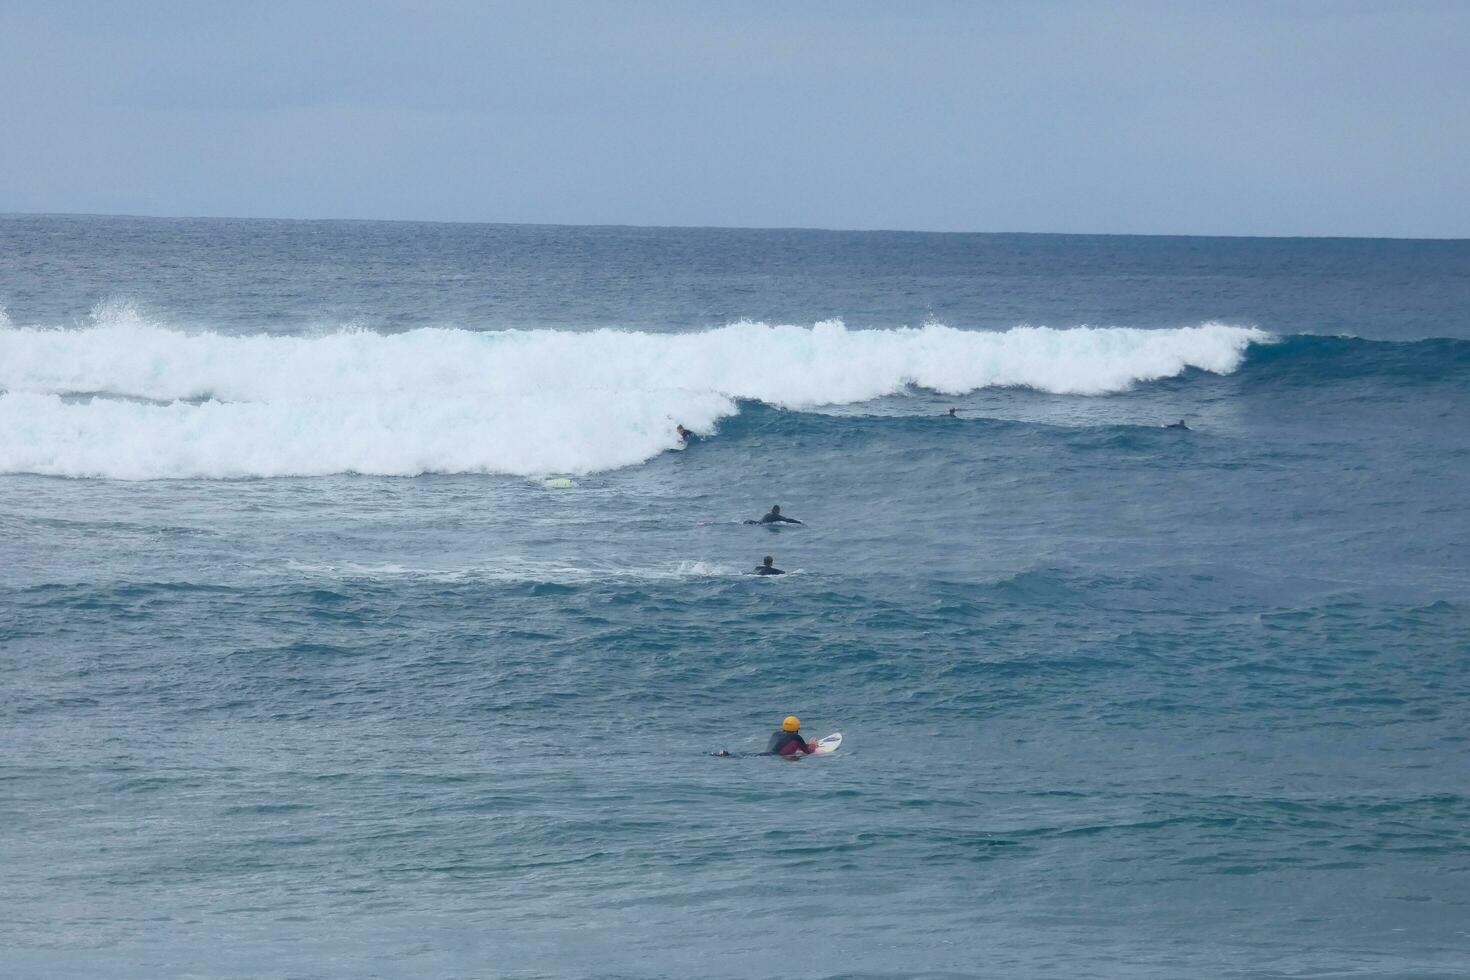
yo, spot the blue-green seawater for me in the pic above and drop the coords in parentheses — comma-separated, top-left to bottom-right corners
(2, 216, 1468, 978)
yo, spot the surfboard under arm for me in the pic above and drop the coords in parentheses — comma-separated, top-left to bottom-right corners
(810, 732, 842, 755)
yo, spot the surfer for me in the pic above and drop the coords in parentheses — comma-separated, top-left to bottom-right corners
(1165, 419, 1190, 430)
(676, 424, 692, 442)
(765, 716, 816, 756)
(746, 504, 803, 525)
(946, 407, 958, 417)
(754, 556, 785, 576)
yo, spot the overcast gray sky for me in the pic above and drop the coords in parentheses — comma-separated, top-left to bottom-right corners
(2, 0, 1466, 237)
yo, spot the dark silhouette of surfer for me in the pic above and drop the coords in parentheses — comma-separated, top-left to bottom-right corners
(745, 504, 802, 526)
(676, 424, 692, 442)
(946, 407, 957, 417)
(1165, 419, 1190, 430)
(754, 556, 785, 575)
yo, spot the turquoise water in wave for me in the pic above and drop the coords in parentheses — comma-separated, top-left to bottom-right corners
(2, 216, 1468, 978)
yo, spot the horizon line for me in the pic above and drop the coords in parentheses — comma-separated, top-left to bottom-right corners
(2, 209, 1465, 244)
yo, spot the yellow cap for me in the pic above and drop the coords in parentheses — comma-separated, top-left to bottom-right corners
(782, 715, 800, 732)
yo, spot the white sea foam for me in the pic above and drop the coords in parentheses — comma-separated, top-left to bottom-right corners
(0, 306, 1268, 479)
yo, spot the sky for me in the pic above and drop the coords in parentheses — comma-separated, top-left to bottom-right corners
(2, 0, 1467, 237)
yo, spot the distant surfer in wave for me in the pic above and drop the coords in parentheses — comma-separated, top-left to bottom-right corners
(765, 716, 816, 756)
(946, 407, 958, 417)
(754, 556, 785, 576)
(1165, 419, 1190, 430)
(676, 424, 692, 442)
(745, 504, 803, 526)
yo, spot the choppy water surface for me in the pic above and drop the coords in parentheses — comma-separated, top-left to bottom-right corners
(2, 216, 1468, 978)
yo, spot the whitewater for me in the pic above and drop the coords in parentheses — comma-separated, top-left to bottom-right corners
(0, 308, 1266, 479)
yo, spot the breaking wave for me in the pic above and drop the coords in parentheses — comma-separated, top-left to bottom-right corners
(0, 307, 1266, 479)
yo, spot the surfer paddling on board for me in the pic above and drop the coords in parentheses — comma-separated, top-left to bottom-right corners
(710, 719, 840, 757)
(745, 504, 803, 526)
(1165, 419, 1190, 430)
(766, 716, 818, 756)
(753, 556, 785, 576)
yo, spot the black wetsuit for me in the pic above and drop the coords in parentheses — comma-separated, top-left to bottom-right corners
(765, 730, 810, 756)
(754, 564, 785, 575)
(759, 511, 802, 524)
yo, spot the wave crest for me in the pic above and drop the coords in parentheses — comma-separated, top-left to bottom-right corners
(0, 314, 1266, 479)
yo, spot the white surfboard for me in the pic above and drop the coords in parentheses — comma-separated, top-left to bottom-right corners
(810, 732, 842, 755)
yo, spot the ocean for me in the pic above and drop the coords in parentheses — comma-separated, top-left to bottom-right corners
(2, 214, 1467, 979)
